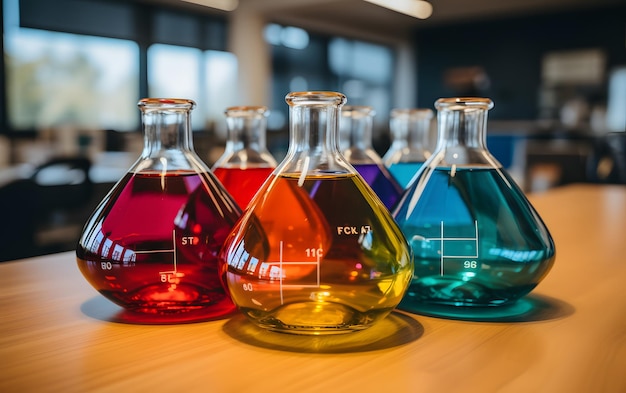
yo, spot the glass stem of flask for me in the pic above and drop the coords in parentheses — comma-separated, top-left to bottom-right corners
(224, 107, 269, 154)
(287, 99, 344, 173)
(142, 105, 194, 157)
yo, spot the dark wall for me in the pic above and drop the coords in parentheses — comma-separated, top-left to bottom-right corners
(414, 5, 626, 120)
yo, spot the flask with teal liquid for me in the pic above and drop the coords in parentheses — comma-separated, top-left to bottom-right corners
(393, 98, 556, 317)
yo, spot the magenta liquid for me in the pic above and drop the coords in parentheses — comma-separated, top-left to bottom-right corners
(76, 170, 241, 318)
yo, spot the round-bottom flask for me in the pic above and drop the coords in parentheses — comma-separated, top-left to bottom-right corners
(219, 92, 413, 335)
(212, 106, 277, 209)
(76, 99, 241, 320)
(393, 98, 555, 313)
(382, 108, 434, 188)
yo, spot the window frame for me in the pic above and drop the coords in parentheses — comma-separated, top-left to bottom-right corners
(1, 0, 228, 136)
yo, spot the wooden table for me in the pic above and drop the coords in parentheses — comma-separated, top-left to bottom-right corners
(2, 184, 625, 393)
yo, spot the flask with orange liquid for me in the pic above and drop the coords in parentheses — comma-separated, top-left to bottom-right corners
(219, 92, 413, 334)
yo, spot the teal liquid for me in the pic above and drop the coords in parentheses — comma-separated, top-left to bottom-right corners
(394, 166, 555, 309)
(388, 162, 424, 188)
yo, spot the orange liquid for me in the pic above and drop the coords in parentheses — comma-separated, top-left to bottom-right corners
(219, 172, 412, 333)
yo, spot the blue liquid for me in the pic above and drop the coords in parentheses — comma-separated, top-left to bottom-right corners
(394, 166, 555, 308)
(352, 163, 404, 210)
(388, 162, 424, 188)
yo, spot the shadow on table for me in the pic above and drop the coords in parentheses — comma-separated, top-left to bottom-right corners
(397, 293, 575, 323)
(221, 311, 423, 354)
(80, 295, 238, 325)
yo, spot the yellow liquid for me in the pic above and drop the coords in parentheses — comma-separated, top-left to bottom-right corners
(220, 173, 413, 334)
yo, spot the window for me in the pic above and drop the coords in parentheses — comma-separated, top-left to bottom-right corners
(265, 24, 395, 155)
(148, 44, 203, 129)
(204, 50, 239, 135)
(329, 38, 394, 131)
(148, 44, 238, 132)
(5, 28, 139, 131)
(2, 0, 231, 136)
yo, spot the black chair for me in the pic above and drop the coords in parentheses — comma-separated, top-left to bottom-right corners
(0, 156, 95, 261)
(30, 156, 94, 213)
(30, 156, 95, 255)
(0, 178, 39, 261)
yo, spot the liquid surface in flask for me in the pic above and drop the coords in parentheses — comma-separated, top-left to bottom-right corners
(395, 166, 555, 307)
(213, 166, 274, 208)
(220, 172, 413, 334)
(77, 170, 240, 317)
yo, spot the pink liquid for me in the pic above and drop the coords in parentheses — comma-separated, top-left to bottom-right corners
(213, 166, 274, 208)
(76, 170, 241, 319)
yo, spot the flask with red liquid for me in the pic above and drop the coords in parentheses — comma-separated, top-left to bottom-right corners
(340, 105, 404, 210)
(219, 92, 412, 334)
(76, 98, 241, 321)
(212, 106, 277, 208)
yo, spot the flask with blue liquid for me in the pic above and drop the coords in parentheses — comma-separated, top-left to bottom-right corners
(393, 97, 556, 315)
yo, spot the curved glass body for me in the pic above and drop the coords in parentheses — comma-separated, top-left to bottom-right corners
(393, 98, 555, 313)
(382, 108, 434, 188)
(76, 98, 241, 320)
(219, 92, 413, 334)
(212, 106, 277, 209)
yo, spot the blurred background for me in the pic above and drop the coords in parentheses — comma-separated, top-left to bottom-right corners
(1, 0, 625, 261)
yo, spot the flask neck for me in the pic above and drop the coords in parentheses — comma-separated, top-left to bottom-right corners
(341, 106, 379, 163)
(282, 91, 350, 174)
(224, 106, 269, 154)
(135, 98, 207, 173)
(290, 104, 340, 160)
(408, 118, 432, 150)
(214, 106, 277, 168)
(394, 109, 433, 150)
(140, 99, 195, 157)
(435, 98, 491, 151)
(343, 106, 374, 150)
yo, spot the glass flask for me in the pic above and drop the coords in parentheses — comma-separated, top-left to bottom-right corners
(382, 108, 434, 188)
(76, 98, 242, 319)
(393, 97, 555, 313)
(212, 106, 277, 209)
(219, 92, 413, 335)
(340, 105, 404, 210)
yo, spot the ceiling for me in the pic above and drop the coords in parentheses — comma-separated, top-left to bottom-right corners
(254, 0, 623, 37)
(163, 0, 624, 42)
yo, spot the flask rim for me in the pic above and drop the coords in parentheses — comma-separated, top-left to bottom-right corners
(285, 91, 347, 107)
(138, 98, 196, 110)
(224, 106, 270, 117)
(435, 97, 494, 111)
